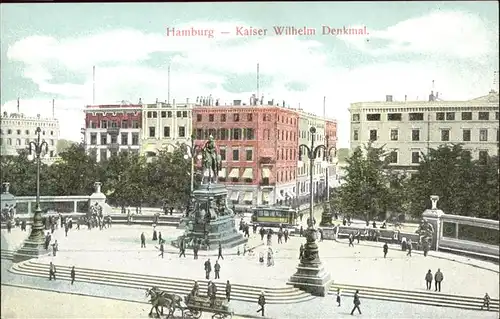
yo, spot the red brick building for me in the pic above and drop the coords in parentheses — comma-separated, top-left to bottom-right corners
(192, 99, 299, 209)
(84, 102, 142, 161)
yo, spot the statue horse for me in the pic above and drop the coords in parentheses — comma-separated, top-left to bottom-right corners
(145, 287, 184, 318)
(202, 152, 221, 184)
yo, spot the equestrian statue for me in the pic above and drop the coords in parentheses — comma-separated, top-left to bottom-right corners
(201, 135, 222, 184)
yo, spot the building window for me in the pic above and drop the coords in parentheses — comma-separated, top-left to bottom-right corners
(132, 133, 139, 145)
(461, 112, 472, 120)
(176, 111, 182, 118)
(353, 130, 359, 141)
(196, 114, 202, 122)
(390, 129, 399, 141)
(110, 135, 117, 144)
(245, 128, 255, 140)
(411, 129, 420, 141)
(132, 120, 139, 128)
(232, 149, 239, 161)
(233, 113, 240, 122)
(183, 111, 187, 118)
(220, 148, 226, 161)
(16, 138, 21, 145)
(247, 113, 253, 121)
(462, 129, 471, 142)
(121, 133, 128, 145)
(246, 149, 253, 161)
(478, 112, 489, 120)
(387, 113, 402, 121)
(462, 150, 471, 160)
(90, 133, 97, 145)
(163, 126, 170, 137)
(409, 113, 424, 121)
(366, 114, 381, 121)
(352, 114, 360, 122)
(445, 112, 455, 120)
(100, 120, 107, 128)
(161, 111, 167, 118)
(221, 114, 226, 122)
(91, 122, 97, 128)
(232, 128, 241, 140)
(178, 126, 186, 137)
(436, 112, 445, 121)
(7, 138, 11, 145)
(100, 149, 107, 161)
(478, 151, 488, 165)
(411, 151, 420, 164)
(369, 129, 377, 141)
(496, 112, 499, 120)
(7, 129, 12, 135)
(208, 114, 214, 122)
(147, 111, 152, 118)
(149, 127, 155, 138)
(167, 111, 172, 118)
(24, 130, 29, 135)
(388, 151, 398, 164)
(16, 129, 21, 135)
(220, 129, 228, 140)
(25, 138, 29, 145)
(441, 129, 450, 142)
(479, 129, 488, 141)
(100, 133, 107, 145)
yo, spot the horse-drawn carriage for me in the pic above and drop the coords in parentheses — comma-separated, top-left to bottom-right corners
(145, 287, 233, 319)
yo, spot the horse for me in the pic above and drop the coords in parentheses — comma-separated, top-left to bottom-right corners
(145, 287, 184, 318)
(202, 151, 221, 184)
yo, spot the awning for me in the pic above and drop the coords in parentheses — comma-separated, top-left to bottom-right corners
(218, 168, 227, 178)
(242, 168, 253, 179)
(262, 192, 270, 202)
(287, 191, 296, 198)
(243, 192, 253, 202)
(262, 168, 271, 178)
(230, 192, 240, 201)
(228, 168, 240, 179)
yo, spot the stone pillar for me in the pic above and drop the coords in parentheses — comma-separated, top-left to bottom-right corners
(422, 195, 445, 251)
(89, 182, 106, 207)
(28, 202, 32, 214)
(73, 201, 78, 212)
(454, 222, 459, 239)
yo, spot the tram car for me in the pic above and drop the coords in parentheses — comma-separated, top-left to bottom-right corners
(250, 205, 297, 227)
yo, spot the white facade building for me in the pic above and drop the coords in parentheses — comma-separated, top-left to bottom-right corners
(349, 90, 500, 169)
(141, 99, 194, 157)
(0, 112, 60, 164)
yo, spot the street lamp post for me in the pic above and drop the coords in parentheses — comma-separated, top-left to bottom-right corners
(183, 134, 203, 193)
(13, 127, 49, 263)
(320, 137, 337, 226)
(287, 126, 332, 296)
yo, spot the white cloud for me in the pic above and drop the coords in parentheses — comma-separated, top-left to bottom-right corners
(3, 14, 498, 148)
(340, 11, 498, 59)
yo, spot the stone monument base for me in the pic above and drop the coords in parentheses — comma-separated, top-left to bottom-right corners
(287, 263, 332, 296)
(13, 238, 48, 263)
(172, 183, 247, 250)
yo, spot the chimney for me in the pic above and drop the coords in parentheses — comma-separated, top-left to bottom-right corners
(436, 92, 439, 99)
(156, 98, 158, 103)
(429, 90, 435, 102)
(139, 98, 142, 104)
(233, 99, 241, 106)
(186, 98, 189, 104)
(404, 95, 407, 102)
(215, 99, 219, 106)
(385, 95, 393, 102)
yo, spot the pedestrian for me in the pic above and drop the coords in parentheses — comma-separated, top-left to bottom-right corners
(348, 234, 354, 247)
(425, 269, 433, 290)
(278, 230, 283, 244)
(225, 280, 231, 302)
(383, 243, 388, 258)
(204, 258, 212, 279)
(355, 230, 360, 244)
(49, 262, 56, 281)
(158, 232, 163, 245)
(481, 293, 491, 311)
(207, 280, 213, 297)
(266, 230, 272, 246)
(21, 219, 27, 231)
(434, 268, 444, 292)
(210, 282, 217, 307)
(336, 288, 342, 307)
(218, 242, 224, 260)
(152, 227, 157, 241)
(299, 225, 303, 237)
(70, 266, 75, 285)
(319, 228, 324, 242)
(179, 239, 186, 258)
(260, 227, 265, 241)
(52, 240, 58, 257)
(350, 290, 362, 315)
(65, 223, 69, 237)
(214, 260, 221, 279)
(141, 232, 146, 248)
(284, 229, 289, 243)
(299, 244, 304, 259)
(159, 242, 164, 258)
(256, 291, 266, 317)
(407, 239, 412, 257)
(193, 242, 199, 260)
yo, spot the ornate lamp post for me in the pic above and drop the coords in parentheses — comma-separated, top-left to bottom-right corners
(320, 138, 337, 226)
(288, 126, 332, 296)
(183, 134, 203, 193)
(13, 127, 49, 263)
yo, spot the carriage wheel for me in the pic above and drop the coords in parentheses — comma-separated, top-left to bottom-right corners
(187, 310, 202, 319)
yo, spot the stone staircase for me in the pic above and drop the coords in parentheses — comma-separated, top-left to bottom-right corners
(328, 283, 499, 313)
(1, 249, 14, 261)
(9, 259, 315, 304)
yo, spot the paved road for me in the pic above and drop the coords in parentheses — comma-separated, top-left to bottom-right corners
(2, 222, 499, 297)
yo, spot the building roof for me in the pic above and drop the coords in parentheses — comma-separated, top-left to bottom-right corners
(469, 90, 499, 103)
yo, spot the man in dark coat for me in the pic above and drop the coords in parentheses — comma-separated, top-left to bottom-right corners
(204, 258, 212, 279)
(225, 280, 231, 302)
(214, 260, 221, 279)
(210, 282, 217, 307)
(425, 269, 433, 290)
(218, 242, 224, 260)
(383, 243, 389, 258)
(179, 238, 186, 258)
(256, 292, 266, 316)
(49, 262, 56, 281)
(140, 232, 146, 248)
(350, 290, 362, 315)
(70, 266, 75, 285)
(434, 269, 444, 292)
(284, 229, 289, 243)
(299, 244, 304, 259)
(159, 242, 164, 258)
(193, 242, 199, 260)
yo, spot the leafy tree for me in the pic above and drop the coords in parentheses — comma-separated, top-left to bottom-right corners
(56, 139, 76, 154)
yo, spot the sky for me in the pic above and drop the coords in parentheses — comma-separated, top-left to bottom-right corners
(1, 2, 498, 147)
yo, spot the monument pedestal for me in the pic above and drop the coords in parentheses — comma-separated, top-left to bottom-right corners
(173, 183, 247, 250)
(287, 228, 332, 296)
(13, 208, 48, 263)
